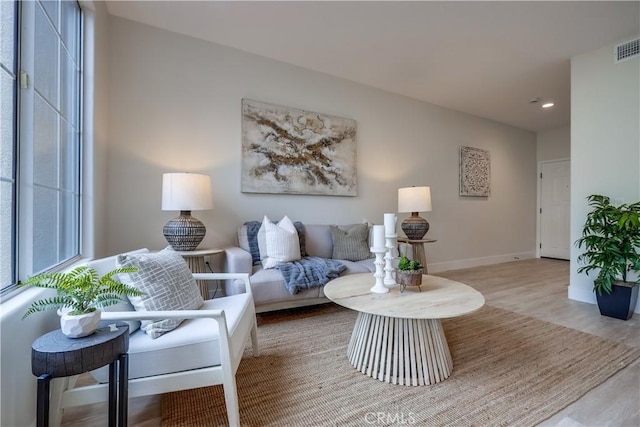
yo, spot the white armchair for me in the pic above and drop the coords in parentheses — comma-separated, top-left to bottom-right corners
(47, 250, 258, 427)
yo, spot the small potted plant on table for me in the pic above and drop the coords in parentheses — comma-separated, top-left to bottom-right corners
(21, 265, 143, 337)
(395, 255, 424, 292)
(576, 194, 640, 320)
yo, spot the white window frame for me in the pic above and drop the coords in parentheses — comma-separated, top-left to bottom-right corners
(0, 0, 83, 298)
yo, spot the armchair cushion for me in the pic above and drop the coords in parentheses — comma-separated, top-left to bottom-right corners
(116, 248, 204, 338)
(90, 292, 253, 383)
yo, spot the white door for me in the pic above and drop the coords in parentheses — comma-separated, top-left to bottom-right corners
(539, 160, 570, 260)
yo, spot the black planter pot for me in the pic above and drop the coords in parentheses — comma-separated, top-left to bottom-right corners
(596, 281, 639, 320)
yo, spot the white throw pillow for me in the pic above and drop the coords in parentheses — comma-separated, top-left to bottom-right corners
(116, 247, 204, 339)
(261, 215, 301, 269)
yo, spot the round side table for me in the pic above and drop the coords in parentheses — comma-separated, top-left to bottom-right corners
(32, 322, 129, 427)
(174, 248, 224, 298)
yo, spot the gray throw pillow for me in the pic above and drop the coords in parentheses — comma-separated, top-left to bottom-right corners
(330, 224, 372, 261)
(116, 247, 204, 339)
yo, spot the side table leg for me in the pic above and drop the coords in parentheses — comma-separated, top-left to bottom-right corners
(37, 374, 51, 427)
(118, 353, 129, 427)
(108, 360, 117, 427)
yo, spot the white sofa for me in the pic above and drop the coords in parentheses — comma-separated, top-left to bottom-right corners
(49, 249, 258, 427)
(224, 223, 376, 312)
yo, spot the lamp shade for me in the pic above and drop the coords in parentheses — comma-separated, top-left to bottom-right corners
(398, 186, 432, 213)
(162, 173, 213, 211)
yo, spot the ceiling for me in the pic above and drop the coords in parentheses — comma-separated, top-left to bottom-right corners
(105, 1, 640, 133)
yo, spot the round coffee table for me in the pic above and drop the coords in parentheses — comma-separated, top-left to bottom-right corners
(324, 273, 484, 386)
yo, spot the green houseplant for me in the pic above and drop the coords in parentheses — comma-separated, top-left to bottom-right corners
(21, 265, 143, 337)
(395, 255, 424, 291)
(576, 194, 640, 320)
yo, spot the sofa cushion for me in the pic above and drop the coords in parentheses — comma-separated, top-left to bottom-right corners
(248, 267, 321, 303)
(90, 293, 252, 383)
(261, 216, 302, 269)
(330, 224, 372, 261)
(116, 248, 204, 339)
(303, 224, 334, 258)
(336, 259, 376, 274)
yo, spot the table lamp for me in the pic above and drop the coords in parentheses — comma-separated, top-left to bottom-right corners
(162, 173, 213, 251)
(398, 186, 432, 240)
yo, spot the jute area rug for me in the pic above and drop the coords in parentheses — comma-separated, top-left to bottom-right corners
(162, 304, 640, 426)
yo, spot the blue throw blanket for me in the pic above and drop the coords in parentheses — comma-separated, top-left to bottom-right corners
(276, 257, 346, 295)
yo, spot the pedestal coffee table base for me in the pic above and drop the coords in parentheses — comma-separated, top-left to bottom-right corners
(347, 312, 453, 386)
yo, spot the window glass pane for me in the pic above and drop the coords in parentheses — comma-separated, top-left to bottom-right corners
(35, 4, 59, 107)
(60, 119, 78, 191)
(61, 0, 79, 62)
(33, 95, 58, 186)
(0, 181, 13, 287)
(0, 0, 15, 71)
(60, 44, 78, 126)
(3, 0, 81, 294)
(1, 70, 14, 177)
(33, 186, 58, 273)
(59, 191, 78, 261)
(40, 0, 59, 32)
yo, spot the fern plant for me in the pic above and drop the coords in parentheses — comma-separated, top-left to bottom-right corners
(20, 265, 143, 319)
(397, 256, 423, 272)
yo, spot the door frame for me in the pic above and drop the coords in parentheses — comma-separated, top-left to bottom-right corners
(536, 158, 571, 258)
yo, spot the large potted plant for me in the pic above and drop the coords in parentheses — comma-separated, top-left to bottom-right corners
(576, 194, 640, 320)
(21, 265, 143, 337)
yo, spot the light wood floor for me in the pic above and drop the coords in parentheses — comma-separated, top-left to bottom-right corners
(61, 258, 639, 427)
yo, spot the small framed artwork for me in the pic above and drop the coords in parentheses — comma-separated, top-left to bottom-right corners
(459, 146, 490, 197)
(241, 99, 357, 196)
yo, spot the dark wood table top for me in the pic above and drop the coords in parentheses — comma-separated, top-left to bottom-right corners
(32, 322, 129, 377)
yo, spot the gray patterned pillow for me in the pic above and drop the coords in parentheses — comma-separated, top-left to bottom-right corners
(330, 224, 373, 261)
(116, 247, 204, 339)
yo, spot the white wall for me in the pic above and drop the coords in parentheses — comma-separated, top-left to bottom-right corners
(537, 126, 570, 162)
(84, 1, 111, 259)
(569, 37, 640, 311)
(0, 3, 112, 427)
(105, 17, 538, 271)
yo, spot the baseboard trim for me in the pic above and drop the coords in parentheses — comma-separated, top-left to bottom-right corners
(568, 285, 596, 305)
(428, 251, 536, 274)
(569, 284, 640, 313)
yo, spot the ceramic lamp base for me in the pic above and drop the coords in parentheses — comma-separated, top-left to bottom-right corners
(401, 212, 429, 240)
(163, 210, 206, 251)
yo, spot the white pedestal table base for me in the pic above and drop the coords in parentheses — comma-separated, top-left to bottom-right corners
(347, 312, 453, 386)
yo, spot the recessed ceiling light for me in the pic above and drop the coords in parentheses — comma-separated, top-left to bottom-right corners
(528, 97, 541, 104)
(542, 102, 555, 109)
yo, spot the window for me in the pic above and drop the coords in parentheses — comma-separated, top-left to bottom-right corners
(0, 0, 82, 296)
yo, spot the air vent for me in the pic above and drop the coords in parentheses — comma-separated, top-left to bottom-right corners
(615, 38, 639, 63)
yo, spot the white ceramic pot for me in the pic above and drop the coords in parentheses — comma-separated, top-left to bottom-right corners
(60, 310, 101, 338)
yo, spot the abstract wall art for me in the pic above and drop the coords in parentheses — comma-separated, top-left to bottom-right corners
(241, 99, 357, 196)
(459, 146, 491, 197)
